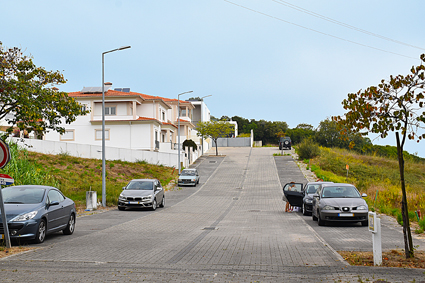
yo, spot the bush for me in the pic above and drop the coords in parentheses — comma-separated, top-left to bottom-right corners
(419, 218, 425, 231)
(297, 139, 320, 160)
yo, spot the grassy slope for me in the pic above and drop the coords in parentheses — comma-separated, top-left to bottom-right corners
(308, 147, 425, 232)
(2, 144, 178, 209)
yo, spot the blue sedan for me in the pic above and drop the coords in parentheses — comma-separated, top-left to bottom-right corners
(0, 185, 76, 244)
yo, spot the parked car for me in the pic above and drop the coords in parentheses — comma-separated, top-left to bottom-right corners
(279, 137, 292, 150)
(0, 185, 76, 244)
(178, 169, 200, 187)
(311, 183, 368, 226)
(302, 182, 333, 216)
(118, 179, 165, 211)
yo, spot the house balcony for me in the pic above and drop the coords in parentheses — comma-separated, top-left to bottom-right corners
(91, 115, 135, 122)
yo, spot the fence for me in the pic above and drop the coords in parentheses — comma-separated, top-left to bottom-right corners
(9, 137, 189, 168)
(212, 137, 252, 147)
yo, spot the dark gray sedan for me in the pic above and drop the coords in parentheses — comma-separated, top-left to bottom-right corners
(118, 179, 165, 211)
(312, 183, 368, 226)
(0, 185, 76, 244)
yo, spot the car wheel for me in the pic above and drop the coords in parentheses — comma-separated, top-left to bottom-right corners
(118, 206, 126, 211)
(361, 220, 368, 226)
(159, 196, 165, 208)
(63, 213, 75, 235)
(151, 199, 157, 211)
(318, 214, 326, 226)
(35, 219, 46, 244)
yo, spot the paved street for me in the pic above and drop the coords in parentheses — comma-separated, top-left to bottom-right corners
(1, 147, 425, 282)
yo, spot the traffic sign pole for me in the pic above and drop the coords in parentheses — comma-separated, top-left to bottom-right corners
(0, 140, 12, 248)
(0, 184, 11, 248)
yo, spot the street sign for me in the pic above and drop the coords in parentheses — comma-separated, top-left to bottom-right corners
(0, 140, 11, 169)
(0, 174, 14, 186)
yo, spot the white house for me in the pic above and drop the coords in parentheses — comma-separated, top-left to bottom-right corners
(44, 83, 196, 153)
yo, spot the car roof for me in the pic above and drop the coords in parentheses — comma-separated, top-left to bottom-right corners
(321, 183, 355, 188)
(128, 179, 157, 182)
(182, 168, 197, 171)
(7, 185, 55, 190)
(306, 181, 333, 185)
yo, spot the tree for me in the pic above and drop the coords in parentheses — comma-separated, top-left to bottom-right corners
(0, 42, 87, 137)
(196, 121, 234, 156)
(333, 54, 425, 259)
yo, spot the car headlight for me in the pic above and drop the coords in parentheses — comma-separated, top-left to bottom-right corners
(357, 205, 368, 210)
(305, 199, 313, 204)
(322, 205, 335, 210)
(142, 195, 153, 201)
(11, 210, 38, 222)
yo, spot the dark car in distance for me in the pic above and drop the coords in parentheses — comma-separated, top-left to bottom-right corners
(0, 185, 76, 244)
(118, 179, 165, 211)
(279, 137, 291, 150)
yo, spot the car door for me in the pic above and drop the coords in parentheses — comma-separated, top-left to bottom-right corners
(282, 182, 304, 207)
(46, 189, 67, 231)
(155, 181, 164, 202)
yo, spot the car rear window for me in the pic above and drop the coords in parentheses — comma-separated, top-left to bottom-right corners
(2, 187, 46, 204)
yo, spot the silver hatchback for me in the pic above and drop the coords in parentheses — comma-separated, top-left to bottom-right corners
(178, 169, 200, 186)
(312, 183, 368, 226)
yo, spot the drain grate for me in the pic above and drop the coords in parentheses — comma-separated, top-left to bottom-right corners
(209, 160, 217, 164)
(203, 227, 217, 230)
(248, 210, 261, 212)
(233, 197, 239, 200)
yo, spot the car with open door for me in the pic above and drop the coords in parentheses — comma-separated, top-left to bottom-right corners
(302, 182, 333, 216)
(282, 182, 304, 210)
(311, 183, 368, 226)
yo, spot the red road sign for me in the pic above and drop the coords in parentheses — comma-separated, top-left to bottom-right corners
(0, 173, 14, 185)
(0, 140, 11, 169)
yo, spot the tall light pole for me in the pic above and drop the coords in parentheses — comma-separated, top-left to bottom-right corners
(177, 90, 193, 174)
(200, 95, 212, 155)
(102, 45, 131, 207)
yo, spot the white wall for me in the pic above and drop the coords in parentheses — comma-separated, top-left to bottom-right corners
(10, 137, 184, 167)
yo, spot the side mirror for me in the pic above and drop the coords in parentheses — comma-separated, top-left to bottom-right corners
(362, 193, 367, 197)
(49, 201, 60, 206)
(122, 187, 126, 190)
(312, 193, 319, 198)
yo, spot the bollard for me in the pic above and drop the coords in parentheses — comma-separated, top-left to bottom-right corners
(368, 212, 382, 266)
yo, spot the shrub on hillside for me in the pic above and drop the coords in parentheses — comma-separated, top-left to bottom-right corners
(297, 138, 320, 160)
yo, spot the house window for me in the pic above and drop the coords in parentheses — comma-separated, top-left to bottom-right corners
(162, 111, 165, 121)
(60, 130, 75, 141)
(95, 129, 110, 140)
(105, 106, 116, 116)
(181, 109, 187, 116)
(81, 104, 87, 113)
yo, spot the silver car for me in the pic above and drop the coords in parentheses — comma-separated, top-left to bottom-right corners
(118, 179, 165, 211)
(178, 169, 200, 186)
(312, 183, 368, 226)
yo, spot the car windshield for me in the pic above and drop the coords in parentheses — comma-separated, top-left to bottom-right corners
(126, 181, 154, 190)
(321, 186, 361, 198)
(2, 187, 45, 204)
(305, 185, 319, 194)
(181, 170, 196, 176)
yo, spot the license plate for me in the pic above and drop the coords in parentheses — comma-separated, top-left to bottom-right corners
(339, 213, 354, 217)
(128, 201, 139, 204)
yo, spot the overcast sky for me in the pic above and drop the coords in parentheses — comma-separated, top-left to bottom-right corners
(2, 0, 425, 157)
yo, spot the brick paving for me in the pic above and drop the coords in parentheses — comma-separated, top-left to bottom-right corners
(1, 147, 424, 282)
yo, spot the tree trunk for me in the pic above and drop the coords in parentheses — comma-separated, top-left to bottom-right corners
(214, 139, 218, 156)
(396, 132, 414, 258)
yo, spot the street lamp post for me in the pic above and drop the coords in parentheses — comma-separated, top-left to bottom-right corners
(177, 91, 193, 174)
(200, 95, 212, 155)
(102, 45, 131, 207)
